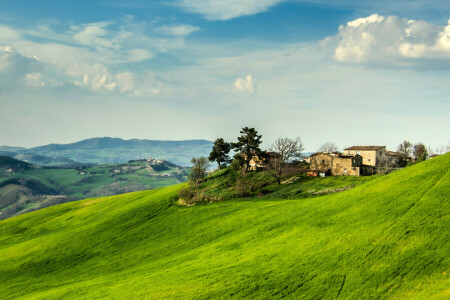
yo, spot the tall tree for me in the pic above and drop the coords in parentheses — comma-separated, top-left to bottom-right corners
(188, 157, 209, 189)
(231, 127, 262, 172)
(208, 138, 231, 169)
(413, 143, 428, 162)
(268, 137, 304, 184)
(317, 142, 339, 153)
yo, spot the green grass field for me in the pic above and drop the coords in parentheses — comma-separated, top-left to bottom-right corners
(0, 154, 448, 299)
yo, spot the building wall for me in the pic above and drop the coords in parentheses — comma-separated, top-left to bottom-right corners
(331, 157, 360, 176)
(343, 147, 386, 166)
(310, 153, 333, 172)
(310, 153, 361, 176)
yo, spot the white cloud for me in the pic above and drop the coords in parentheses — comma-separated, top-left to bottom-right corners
(126, 48, 154, 62)
(347, 14, 385, 28)
(0, 18, 200, 95)
(0, 47, 42, 89)
(67, 63, 116, 92)
(155, 24, 199, 36)
(73, 22, 116, 49)
(175, 0, 282, 21)
(116, 71, 161, 96)
(25, 73, 46, 87)
(234, 74, 255, 93)
(0, 25, 20, 42)
(329, 14, 450, 67)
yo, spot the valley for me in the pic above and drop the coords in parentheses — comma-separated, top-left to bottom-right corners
(0, 157, 188, 220)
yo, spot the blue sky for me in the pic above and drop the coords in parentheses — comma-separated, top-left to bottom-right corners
(1, 0, 449, 152)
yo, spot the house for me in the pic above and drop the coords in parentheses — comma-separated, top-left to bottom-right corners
(343, 146, 386, 166)
(309, 152, 369, 176)
(247, 151, 282, 171)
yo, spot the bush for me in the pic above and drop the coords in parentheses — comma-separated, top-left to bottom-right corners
(235, 175, 257, 197)
(178, 187, 196, 203)
(230, 154, 245, 171)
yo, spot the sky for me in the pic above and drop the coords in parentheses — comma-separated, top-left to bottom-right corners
(0, 0, 449, 152)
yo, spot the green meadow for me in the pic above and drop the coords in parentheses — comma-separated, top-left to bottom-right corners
(0, 154, 449, 299)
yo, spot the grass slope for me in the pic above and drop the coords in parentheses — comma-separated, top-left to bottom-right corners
(0, 154, 449, 299)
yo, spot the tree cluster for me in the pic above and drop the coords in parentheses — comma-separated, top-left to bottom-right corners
(397, 140, 430, 163)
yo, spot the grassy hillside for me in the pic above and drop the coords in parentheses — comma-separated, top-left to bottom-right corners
(187, 166, 377, 204)
(0, 154, 448, 299)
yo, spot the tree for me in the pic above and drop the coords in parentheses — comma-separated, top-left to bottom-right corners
(376, 154, 396, 175)
(397, 140, 412, 158)
(397, 140, 413, 165)
(231, 127, 262, 172)
(188, 157, 209, 189)
(317, 142, 339, 153)
(208, 138, 231, 170)
(413, 143, 428, 162)
(267, 137, 305, 184)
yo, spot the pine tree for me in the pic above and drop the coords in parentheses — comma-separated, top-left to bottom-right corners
(231, 127, 262, 172)
(209, 138, 231, 169)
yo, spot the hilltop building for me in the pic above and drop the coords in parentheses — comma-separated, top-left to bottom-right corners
(343, 146, 386, 166)
(247, 152, 282, 171)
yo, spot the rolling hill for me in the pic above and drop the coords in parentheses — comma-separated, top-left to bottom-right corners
(0, 159, 188, 220)
(1, 137, 214, 166)
(0, 154, 448, 299)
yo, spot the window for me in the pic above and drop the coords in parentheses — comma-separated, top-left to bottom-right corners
(322, 160, 325, 163)
(368, 159, 371, 162)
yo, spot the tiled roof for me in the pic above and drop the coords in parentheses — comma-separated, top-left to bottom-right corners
(386, 150, 402, 156)
(344, 146, 385, 151)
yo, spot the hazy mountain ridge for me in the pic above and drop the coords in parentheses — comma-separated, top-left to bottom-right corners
(1, 137, 214, 166)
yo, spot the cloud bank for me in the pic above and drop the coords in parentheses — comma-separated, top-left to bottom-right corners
(329, 14, 450, 68)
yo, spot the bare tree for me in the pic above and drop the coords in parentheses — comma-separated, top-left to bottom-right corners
(397, 140, 412, 158)
(317, 142, 339, 153)
(267, 137, 304, 185)
(376, 154, 396, 175)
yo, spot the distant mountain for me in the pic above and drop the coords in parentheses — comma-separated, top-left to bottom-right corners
(1, 137, 214, 166)
(0, 156, 32, 170)
(0, 146, 26, 152)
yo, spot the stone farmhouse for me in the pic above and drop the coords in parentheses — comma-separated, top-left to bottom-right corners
(248, 152, 282, 171)
(310, 145, 402, 176)
(309, 152, 374, 176)
(343, 146, 386, 166)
